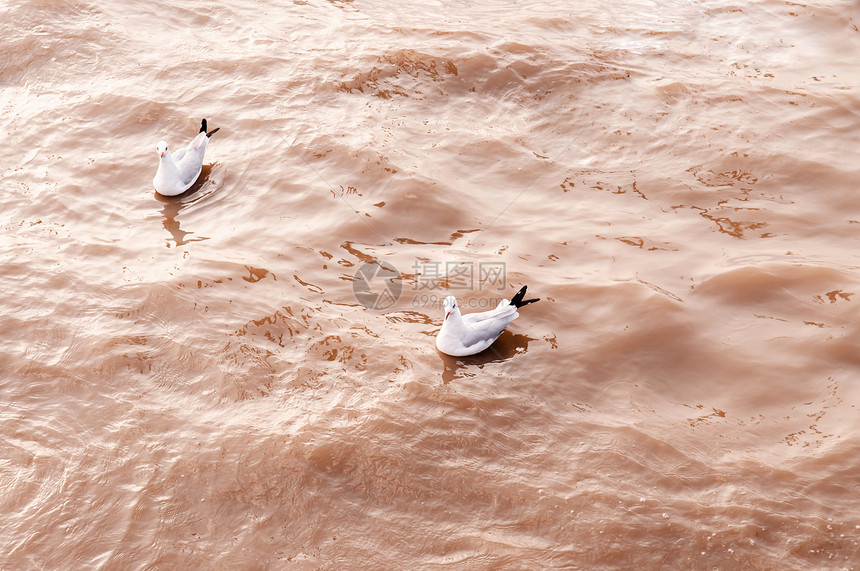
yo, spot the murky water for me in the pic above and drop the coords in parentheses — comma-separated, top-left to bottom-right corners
(2, 0, 860, 568)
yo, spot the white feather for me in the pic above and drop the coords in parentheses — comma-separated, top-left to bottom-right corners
(436, 295, 521, 357)
(153, 126, 214, 196)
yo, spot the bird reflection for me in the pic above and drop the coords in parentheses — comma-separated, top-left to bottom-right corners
(155, 163, 215, 247)
(440, 331, 535, 384)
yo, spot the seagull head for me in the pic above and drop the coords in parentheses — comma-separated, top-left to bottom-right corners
(443, 295, 458, 320)
(156, 141, 169, 158)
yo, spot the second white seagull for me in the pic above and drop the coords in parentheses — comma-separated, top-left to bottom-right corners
(153, 118, 220, 196)
(435, 285, 540, 357)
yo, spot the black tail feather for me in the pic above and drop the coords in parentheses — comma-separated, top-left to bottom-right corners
(200, 118, 219, 137)
(510, 285, 540, 308)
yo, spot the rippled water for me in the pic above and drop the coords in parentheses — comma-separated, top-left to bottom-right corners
(2, 0, 860, 568)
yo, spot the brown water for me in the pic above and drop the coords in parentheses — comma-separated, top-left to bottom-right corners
(3, 0, 860, 568)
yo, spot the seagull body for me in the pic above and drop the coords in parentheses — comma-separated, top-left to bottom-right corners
(436, 285, 540, 357)
(153, 119, 219, 196)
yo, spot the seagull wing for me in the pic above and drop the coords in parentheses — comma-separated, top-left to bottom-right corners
(172, 147, 188, 162)
(459, 304, 518, 347)
(173, 132, 208, 186)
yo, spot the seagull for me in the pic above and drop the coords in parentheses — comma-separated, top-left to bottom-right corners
(153, 118, 220, 196)
(435, 285, 540, 357)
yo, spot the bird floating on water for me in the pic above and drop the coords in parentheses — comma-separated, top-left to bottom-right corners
(153, 118, 219, 196)
(435, 285, 540, 357)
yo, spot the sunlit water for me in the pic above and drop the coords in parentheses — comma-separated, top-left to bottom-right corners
(2, 0, 860, 568)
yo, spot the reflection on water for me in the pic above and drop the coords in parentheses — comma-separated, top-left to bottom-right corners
(440, 331, 536, 384)
(155, 164, 215, 247)
(160, 201, 209, 247)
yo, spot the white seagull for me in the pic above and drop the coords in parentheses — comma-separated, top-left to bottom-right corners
(153, 118, 220, 196)
(436, 285, 540, 357)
